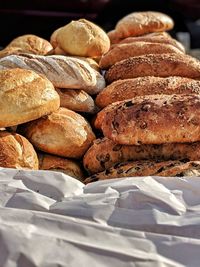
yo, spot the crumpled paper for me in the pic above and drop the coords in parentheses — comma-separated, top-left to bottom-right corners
(1, 167, 200, 266)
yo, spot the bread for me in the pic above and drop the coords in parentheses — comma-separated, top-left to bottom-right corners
(99, 41, 183, 69)
(107, 30, 125, 45)
(55, 19, 110, 57)
(100, 94, 200, 145)
(38, 153, 84, 180)
(56, 88, 98, 113)
(6, 34, 53, 55)
(0, 131, 38, 170)
(95, 76, 200, 108)
(105, 53, 200, 83)
(0, 54, 105, 94)
(83, 137, 200, 174)
(19, 107, 96, 159)
(0, 46, 25, 58)
(115, 11, 174, 38)
(0, 68, 60, 128)
(50, 27, 63, 48)
(85, 159, 200, 183)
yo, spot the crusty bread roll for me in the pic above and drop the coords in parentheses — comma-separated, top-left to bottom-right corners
(0, 68, 60, 128)
(55, 19, 110, 57)
(83, 137, 200, 174)
(85, 160, 200, 183)
(95, 76, 200, 108)
(38, 153, 84, 180)
(0, 131, 38, 170)
(56, 88, 98, 113)
(105, 53, 200, 83)
(99, 41, 183, 69)
(100, 94, 200, 145)
(20, 107, 96, 159)
(0, 54, 105, 94)
(115, 11, 174, 38)
(107, 30, 124, 45)
(50, 27, 63, 48)
(6, 34, 53, 55)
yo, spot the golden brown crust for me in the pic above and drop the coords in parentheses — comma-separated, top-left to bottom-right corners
(20, 107, 96, 159)
(38, 153, 84, 181)
(0, 68, 60, 128)
(99, 42, 183, 69)
(85, 160, 200, 183)
(56, 19, 110, 57)
(83, 137, 200, 174)
(95, 76, 200, 108)
(56, 88, 98, 113)
(105, 53, 200, 83)
(0, 131, 38, 170)
(115, 11, 174, 38)
(101, 94, 200, 145)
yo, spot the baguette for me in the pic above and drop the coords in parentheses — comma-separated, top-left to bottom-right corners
(0, 54, 105, 94)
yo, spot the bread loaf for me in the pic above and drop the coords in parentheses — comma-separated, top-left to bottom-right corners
(101, 94, 200, 145)
(0, 68, 60, 128)
(115, 11, 174, 38)
(85, 160, 200, 183)
(38, 153, 84, 180)
(56, 88, 98, 113)
(105, 53, 200, 83)
(0, 131, 38, 170)
(83, 137, 200, 174)
(95, 76, 200, 108)
(99, 42, 183, 69)
(19, 107, 96, 159)
(0, 54, 105, 94)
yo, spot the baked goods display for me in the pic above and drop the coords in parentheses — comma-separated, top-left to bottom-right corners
(1, 11, 200, 182)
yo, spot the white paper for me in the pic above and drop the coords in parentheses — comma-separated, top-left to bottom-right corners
(1, 168, 200, 266)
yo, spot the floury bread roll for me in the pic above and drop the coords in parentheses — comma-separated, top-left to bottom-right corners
(99, 42, 183, 69)
(0, 68, 60, 128)
(83, 138, 200, 174)
(0, 131, 38, 170)
(105, 53, 200, 83)
(38, 153, 84, 181)
(95, 76, 200, 108)
(20, 107, 96, 159)
(115, 11, 174, 38)
(56, 88, 98, 114)
(85, 160, 200, 183)
(100, 94, 200, 145)
(54, 19, 110, 57)
(0, 54, 105, 94)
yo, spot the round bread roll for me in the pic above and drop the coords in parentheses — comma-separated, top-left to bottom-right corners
(0, 131, 38, 170)
(0, 68, 60, 128)
(50, 27, 63, 48)
(6, 34, 53, 55)
(115, 11, 174, 38)
(20, 107, 96, 159)
(38, 153, 84, 181)
(56, 19, 110, 57)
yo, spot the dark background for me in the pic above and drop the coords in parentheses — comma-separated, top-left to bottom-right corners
(0, 0, 200, 48)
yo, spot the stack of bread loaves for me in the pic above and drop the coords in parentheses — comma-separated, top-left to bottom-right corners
(0, 19, 111, 181)
(84, 11, 200, 183)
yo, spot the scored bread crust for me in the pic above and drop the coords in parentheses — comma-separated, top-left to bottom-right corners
(83, 137, 200, 174)
(101, 94, 200, 145)
(95, 76, 200, 108)
(105, 53, 200, 83)
(0, 131, 38, 170)
(84, 160, 200, 183)
(0, 68, 60, 128)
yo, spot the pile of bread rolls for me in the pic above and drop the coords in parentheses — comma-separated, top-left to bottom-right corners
(83, 11, 200, 183)
(0, 19, 110, 181)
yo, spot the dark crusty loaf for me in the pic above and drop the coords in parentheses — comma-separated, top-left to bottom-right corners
(84, 159, 200, 183)
(99, 42, 183, 69)
(101, 94, 200, 145)
(95, 76, 200, 108)
(105, 53, 200, 83)
(0, 54, 105, 94)
(83, 137, 200, 174)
